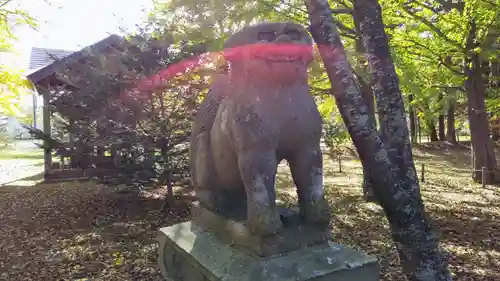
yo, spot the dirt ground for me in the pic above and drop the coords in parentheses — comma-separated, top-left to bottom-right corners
(0, 142, 499, 281)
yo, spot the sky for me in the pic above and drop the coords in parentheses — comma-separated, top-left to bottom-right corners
(4, 0, 154, 71)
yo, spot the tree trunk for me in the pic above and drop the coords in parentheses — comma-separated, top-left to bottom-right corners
(409, 94, 417, 143)
(492, 60, 499, 88)
(305, 0, 451, 280)
(438, 94, 445, 141)
(446, 106, 456, 143)
(464, 20, 498, 184)
(466, 56, 497, 183)
(491, 60, 500, 141)
(492, 118, 500, 141)
(438, 115, 445, 141)
(418, 115, 422, 144)
(429, 121, 438, 141)
(352, 12, 378, 203)
(357, 74, 378, 202)
(446, 100, 456, 143)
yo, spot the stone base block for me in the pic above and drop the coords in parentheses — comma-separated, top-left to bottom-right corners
(158, 221, 380, 281)
(191, 201, 330, 258)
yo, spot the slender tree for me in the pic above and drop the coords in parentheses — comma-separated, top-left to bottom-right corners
(446, 98, 457, 143)
(305, 0, 452, 280)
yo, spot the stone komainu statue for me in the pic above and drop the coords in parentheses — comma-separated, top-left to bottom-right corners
(189, 21, 330, 236)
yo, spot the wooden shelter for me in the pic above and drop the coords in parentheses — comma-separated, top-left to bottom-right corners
(26, 35, 126, 181)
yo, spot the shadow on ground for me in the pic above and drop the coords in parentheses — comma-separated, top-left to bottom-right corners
(0, 172, 44, 187)
(1, 145, 499, 281)
(0, 178, 193, 281)
(275, 144, 500, 281)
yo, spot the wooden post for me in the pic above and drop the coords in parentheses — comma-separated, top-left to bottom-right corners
(39, 85, 52, 177)
(58, 130, 64, 168)
(482, 166, 487, 188)
(420, 163, 425, 183)
(69, 121, 75, 168)
(32, 91, 37, 129)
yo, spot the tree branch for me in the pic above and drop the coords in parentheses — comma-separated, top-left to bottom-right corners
(267, 0, 357, 38)
(401, 5, 463, 51)
(430, 85, 466, 92)
(399, 38, 465, 75)
(483, 0, 500, 9)
(0, 0, 13, 9)
(330, 0, 352, 10)
(332, 8, 352, 14)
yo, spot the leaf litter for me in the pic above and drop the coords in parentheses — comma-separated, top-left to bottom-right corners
(0, 143, 498, 281)
(0, 181, 191, 281)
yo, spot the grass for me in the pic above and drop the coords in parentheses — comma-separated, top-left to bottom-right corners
(0, 143, 498, 281)
(0, 146, 43, 160)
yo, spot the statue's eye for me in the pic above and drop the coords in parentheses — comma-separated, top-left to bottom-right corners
(258, 31, 276, 41)
(285, 30, 301, 40)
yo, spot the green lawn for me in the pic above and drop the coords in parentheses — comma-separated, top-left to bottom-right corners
(0, 145, 43, 160)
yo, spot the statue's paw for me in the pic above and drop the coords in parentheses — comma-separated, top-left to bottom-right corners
(248, 210, 283, 236)
(196, 190, 217, 210)
(305, 197, 331, 225)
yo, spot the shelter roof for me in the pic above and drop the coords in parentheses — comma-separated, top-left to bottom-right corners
(27, 35, 123, 85)
(28, 47, 75, 71)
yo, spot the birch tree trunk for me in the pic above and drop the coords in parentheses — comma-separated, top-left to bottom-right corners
(305, 0, 452, 280)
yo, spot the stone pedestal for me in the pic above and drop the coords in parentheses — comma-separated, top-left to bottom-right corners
(158, 221, 380, 281)
(190, 201, 331, 257)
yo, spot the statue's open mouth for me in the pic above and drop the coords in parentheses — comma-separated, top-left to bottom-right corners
(224, 44, 313, 65)
(262, 55, 303, 63)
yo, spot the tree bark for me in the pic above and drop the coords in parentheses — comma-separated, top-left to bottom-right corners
(438, 115, 445, 141)
(428, 121, 438, 142)
(357, 74, 378, 202)
(409, 94, 417, 143)
(492, 118, 500, 141)
(491, 59, 500, 141)
(464, 20, 498, 184)
(446, 100, 457, 143)
(492, 60, 499, 88)
(352, 11, 378, 203)
(438, 94, 445, 141)
(418, 115, 422, 144)
(305, 0, 451, 280)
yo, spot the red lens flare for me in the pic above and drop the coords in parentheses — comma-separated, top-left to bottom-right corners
(132, 43, 314, 93)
